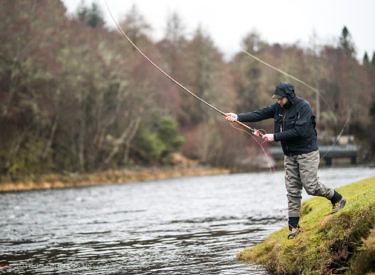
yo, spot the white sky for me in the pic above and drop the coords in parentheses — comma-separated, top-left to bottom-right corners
(62, 0, 375, 61)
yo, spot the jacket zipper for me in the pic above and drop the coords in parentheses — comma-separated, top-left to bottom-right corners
(282, 111, 288, 153)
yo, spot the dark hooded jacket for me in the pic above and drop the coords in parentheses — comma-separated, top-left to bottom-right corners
(237, 83, 318, 155)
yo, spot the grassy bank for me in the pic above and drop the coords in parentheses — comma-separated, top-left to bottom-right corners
(238, 176, 375, 274)
(0, 166, 230, 192)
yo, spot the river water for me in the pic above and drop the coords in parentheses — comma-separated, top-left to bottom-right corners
(1, 167, 374, 274)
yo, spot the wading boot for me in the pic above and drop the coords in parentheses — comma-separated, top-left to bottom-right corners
(288, 225, 302, 240)
(331, 198, 346, 214)
(287, 227, 301, 239)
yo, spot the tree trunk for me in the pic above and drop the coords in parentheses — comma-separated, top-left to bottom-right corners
(104, 117, 140, 165)
(42, 113, 59, 159)
(123, 117, 141, 165)
(78, 109, 86, 172)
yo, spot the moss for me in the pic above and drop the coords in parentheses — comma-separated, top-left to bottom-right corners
(349, 229, 375, 274)
(238, 176, 375, 274)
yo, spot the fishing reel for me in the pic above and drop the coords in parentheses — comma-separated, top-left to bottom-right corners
(250, 128, 266, 137)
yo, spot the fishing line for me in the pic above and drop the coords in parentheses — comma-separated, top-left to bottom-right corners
(320, 111, 351, 160)
(242, 49, 333, 111)
(229, 123, 274, 172)
(242, 50, 319, 95)
(103, 0, 262, 137)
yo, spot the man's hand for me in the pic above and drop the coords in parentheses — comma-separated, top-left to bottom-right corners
(225, 113, 238, 122)
(262, 133, 274, 142)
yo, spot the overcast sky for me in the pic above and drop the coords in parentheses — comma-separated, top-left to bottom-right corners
(62, 0, 375, 60)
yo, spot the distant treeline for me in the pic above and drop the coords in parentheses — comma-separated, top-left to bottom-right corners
(1, 1, 375, 179)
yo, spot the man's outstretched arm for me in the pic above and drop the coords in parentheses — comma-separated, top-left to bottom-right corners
(225, 103, 277, 123)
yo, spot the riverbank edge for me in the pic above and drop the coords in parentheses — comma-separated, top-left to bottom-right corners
(237, 176, 375, 274)
(0, 166, 230, 192)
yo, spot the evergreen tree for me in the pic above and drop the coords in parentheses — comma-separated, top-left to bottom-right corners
(77, 1, 104, 28)
(363, 52, 369, 64)
(339, 26, 356, 57)
(372, 51, 375, 68)
(370, 99, 375, 118)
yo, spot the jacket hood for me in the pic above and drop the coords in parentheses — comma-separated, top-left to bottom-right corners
(273, 82, 296, 104)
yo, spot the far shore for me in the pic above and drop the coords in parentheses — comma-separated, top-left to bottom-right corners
(0, 166, 230, 193)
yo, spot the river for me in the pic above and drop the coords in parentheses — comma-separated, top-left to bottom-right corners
(1, 167, 374, 274)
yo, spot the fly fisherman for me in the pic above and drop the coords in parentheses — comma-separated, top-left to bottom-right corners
(225, 82, 346, 239)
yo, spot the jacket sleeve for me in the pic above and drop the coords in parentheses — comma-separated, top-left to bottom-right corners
(237, 103, 276, 123)
(274, 104, 314, 141)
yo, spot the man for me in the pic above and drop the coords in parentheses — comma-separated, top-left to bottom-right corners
(225, 82, 346, 239)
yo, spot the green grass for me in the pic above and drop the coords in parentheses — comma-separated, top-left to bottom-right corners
(238, 176, 375, 274)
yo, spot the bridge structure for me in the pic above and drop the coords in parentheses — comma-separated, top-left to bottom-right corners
(269, 144, 359, 166)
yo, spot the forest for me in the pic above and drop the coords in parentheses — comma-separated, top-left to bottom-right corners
(1, 0, 375, 180)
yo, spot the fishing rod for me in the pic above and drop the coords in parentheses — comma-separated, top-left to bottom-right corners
(103, 0, 264, 138)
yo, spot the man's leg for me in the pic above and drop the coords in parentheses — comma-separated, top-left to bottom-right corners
(284, 154, 302, 232)
(298, 150, 345, 212)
